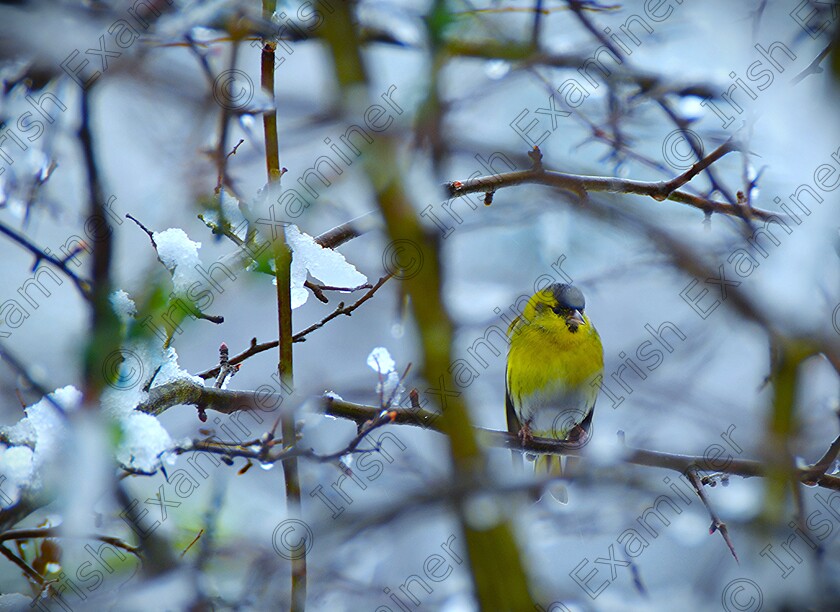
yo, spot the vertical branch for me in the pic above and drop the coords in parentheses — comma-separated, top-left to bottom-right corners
(531, 0, 544, 47)
(215, 41, 239, 195)
(262, 36, 282, 184)
(78, 88, 119, 401)
(763, 340, 807, 523)
(260, 1, 304, 609)
(79, 91, 178, 578)
(318, 3, 535, 609)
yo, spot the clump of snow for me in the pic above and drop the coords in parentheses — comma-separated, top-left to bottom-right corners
(153, 228, 204, 294)
(3, 386, 81, 466)
(0, 386, 82, 508)
(116, 413, 173, 472)
(219, 191, 245, 224)
(0, 593, 32, 609)
(366, 347, 403, 407)
(0, 446, 35, 506)
(98, 342, 198, 471)
(110, 290, 137, 324)
(0, 342, 192, 500)
(285, 224, 367, 309)
(367, 347, 396, 373)
(99, 342, 197, 468)
(101, 343, 202, 419)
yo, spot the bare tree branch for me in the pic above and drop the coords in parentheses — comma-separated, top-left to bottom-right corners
(446, 146, 783, 221)
(133, 380, 840, 492)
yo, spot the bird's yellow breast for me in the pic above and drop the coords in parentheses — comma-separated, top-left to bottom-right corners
(506, 311, 604, 401)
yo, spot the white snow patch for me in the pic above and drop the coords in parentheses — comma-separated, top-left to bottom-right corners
(285, 224, 366, 309)
(110, 290, 137, 324)
(366, 347, 403, 406)
(153, 228, 204, 294)
(116, 412, 173, 472)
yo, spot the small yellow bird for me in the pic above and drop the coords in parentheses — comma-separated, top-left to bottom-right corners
(505, 283, 604, 501)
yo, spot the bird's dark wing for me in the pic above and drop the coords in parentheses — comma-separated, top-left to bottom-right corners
(505, 366, 523, 471)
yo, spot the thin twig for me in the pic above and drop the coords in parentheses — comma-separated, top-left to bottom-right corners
(216, 139, 246, 193)
(0, 527, 141, 558)
(313, 211, 377, 249)
(0, 543, 45, 586)
(0, 221, 92, 299)
(126, 213, 157, 248)
(196, 275, 392, 379)
(0, 342, 67, 417)
(792, 43, 832, 85)
(180, 529, 205, 558)
(686, 468, 739, 562)
(291, 275, 392, 342)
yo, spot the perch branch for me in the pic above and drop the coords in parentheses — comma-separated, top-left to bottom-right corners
(134, 380, 840, 492)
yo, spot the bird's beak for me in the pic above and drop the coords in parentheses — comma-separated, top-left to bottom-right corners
(567, 309, 585, 327)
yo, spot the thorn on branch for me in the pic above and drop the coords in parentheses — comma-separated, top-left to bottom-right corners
(687, 468, 739, 563)
(802, 433, 840, 485)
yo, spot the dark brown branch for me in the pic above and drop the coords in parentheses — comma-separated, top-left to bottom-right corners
(79, 89, 110, 308)
(313, 211, 377, 249)
(563, 2, 739, 212)
(126, 213, 157, 249)
(0, 342, 67, 417)
(654, 97, 739, 212)
(445, 147, 783, 222)
(134, 380, 840, 492)
(304, 280, 373, 303)
(660, 139, 738, 198)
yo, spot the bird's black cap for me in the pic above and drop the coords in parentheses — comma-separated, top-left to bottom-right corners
(550, 284, 585, 311)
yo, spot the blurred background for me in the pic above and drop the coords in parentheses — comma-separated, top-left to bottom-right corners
(0, 0, 839, 610)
